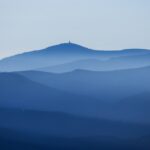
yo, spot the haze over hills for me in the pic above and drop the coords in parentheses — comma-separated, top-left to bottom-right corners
(19, 66, 150, 123)
(1, 42, 150, 149)
(0, 42, 150, 72)
(37, 53, 150, 73)
(20, 66, 150, 102)
(0, 72, 103, 115)
(0, 69, 150, 123)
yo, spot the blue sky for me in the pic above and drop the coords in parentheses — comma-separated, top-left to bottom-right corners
(0, 0, 150, 58)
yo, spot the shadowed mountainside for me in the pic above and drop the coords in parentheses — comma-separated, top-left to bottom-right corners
(0, 72, 106, 116)
(20, 66, 150, 101)
(19, 67, 150, 123)
(0, 108, 150, 150)
(0, 68, 149, 123)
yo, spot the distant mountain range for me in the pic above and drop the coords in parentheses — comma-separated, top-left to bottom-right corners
(1, 42, 150, 149)
(0, 42, 150, 72)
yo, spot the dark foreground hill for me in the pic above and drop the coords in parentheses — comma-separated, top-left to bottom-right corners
(0, 108, 150, 150)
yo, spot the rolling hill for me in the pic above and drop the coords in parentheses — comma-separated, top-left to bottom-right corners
(20, 66, 150, 101)
(19, 67, 150, 123)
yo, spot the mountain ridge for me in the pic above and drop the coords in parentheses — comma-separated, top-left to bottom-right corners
(1, 42, 150, 61)
(0, 42, 150, 72)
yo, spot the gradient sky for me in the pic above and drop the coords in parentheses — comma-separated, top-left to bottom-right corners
(0, 0, 150, 58)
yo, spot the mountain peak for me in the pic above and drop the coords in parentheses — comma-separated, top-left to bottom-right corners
(40, 42, 92, 54)
(47, 42, 89, 50)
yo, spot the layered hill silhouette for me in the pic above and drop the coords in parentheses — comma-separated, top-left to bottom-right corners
(1, 43, 150, 149)
(1, 68, 150, 123)
(1, 108, 149, 138)
(0, 72, 104, 115)
(19, 67, 150, 123)
(20, 66, 150, 101)
(0, 108, 150, 150)
(37, 53, 150, 73)
(0, 42, 150, 72)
